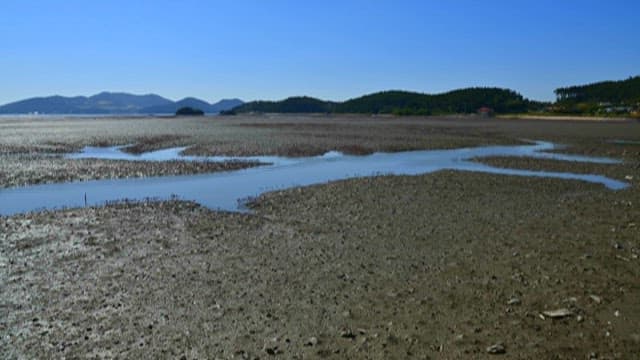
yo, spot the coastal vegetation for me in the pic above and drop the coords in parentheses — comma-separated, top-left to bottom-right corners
(234, 96, 333, 114)
(233, 88, 541, 115)
(336, 88, 539, 115)
(175, 106, 204, 116)
(553, 76, 640, 116)
(232, 76, 639, 117)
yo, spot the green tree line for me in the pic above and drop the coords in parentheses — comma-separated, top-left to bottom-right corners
(233, 88, 541, 115)
(555, 76, 640, 104)
(553, 76, 640, 115)
(232, 77, 639, 117)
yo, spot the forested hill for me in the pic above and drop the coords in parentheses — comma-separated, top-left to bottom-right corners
(336, 88, 532, 114)
(233, 96, 335, 113)
(554, 76, 640, 104)
(233, 88, 539, 115)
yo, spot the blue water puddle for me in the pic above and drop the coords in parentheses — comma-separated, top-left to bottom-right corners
(0, 141, 629, 216)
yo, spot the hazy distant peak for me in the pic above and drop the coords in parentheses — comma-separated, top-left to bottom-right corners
(211, 98, 244, 110)
(0, 92, 245, 115)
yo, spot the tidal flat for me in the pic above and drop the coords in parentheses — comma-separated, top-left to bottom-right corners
(1, 114, 640, 358)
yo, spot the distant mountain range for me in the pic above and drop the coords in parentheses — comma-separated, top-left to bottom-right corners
(3, 76, 637, 116)
(0, 92, 243, 114)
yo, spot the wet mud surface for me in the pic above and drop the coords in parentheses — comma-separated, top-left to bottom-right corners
(1, 115, 640, 358)
(0, 155, 259, 189)
(2, 171, 640, 358)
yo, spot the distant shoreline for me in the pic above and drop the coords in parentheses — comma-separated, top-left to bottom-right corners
(1, 113, 637, 123)
(0, 113, 213, 120)
(498, 114, 636, 122)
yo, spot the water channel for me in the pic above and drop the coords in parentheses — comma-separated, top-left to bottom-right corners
(0, 141, 628, 216)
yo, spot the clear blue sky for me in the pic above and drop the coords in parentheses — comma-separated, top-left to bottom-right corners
(1, 0, 638, 104)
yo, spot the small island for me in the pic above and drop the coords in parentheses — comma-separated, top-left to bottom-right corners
(175, 106, 204, 116)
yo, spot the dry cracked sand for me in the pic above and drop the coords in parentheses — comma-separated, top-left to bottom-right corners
(1, 115, 640, 359)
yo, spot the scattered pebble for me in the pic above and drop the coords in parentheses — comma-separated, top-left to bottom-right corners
(507, 297, 521, 306)
(339, 328, 356, 339)
(542, 309, 573, 319)
(304, 337, 318, 347)
(486, 343, 506, 354)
